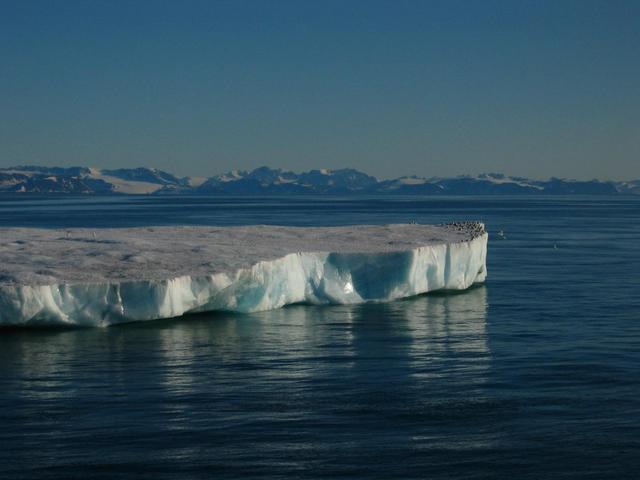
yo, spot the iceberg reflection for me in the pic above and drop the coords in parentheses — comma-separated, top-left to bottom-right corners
(0, 287, 489, 457)
(1, 288, 489, 398)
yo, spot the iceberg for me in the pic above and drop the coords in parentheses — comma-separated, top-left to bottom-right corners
(0, 224, 487, 327)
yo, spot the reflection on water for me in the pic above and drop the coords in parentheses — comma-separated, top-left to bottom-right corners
(0, 290, 490, 478)
(2, 288, 488, 396)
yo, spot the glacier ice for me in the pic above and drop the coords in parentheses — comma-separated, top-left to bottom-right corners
(0, 224, 487, 326)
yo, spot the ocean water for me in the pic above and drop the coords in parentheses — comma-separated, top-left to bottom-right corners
(0, 195, 639, 479)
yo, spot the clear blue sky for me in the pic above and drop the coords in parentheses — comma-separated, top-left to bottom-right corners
(1, 0, 638, 179)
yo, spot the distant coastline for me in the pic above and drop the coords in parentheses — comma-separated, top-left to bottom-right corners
(1, 165, 638, 195)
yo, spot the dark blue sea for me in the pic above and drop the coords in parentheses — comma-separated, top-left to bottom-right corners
(0, 195, 639, 479)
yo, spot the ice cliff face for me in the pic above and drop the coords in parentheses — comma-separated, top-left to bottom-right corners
(0, 225, 487, 327)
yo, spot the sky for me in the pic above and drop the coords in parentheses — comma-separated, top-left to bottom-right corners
(1, 0, 639, 180)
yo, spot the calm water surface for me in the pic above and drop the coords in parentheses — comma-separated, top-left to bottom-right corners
(0, 195, 639, 479)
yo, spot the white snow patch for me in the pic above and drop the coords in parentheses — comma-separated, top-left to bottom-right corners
(397, 176, 428, 185)
(183, 176, 207, 187)
(275, 176, 297, 184)
(88, 169, 164, 194)
(476, 174, 543, 189)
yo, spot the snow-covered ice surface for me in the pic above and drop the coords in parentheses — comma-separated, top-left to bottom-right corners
(0, 224, 487, 326)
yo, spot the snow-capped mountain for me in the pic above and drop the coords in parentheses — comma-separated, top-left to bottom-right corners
(0, 165, 635, 195)
(0, 166, 183, 194)
(197, 167, 378, 194)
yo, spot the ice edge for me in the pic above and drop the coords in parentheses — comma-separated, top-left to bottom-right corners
(0, 234, 487, 327)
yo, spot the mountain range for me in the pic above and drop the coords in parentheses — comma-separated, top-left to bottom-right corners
(1, 165, 638, 195)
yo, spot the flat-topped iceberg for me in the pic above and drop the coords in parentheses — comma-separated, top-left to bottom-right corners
(0, 224, 487, 326)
